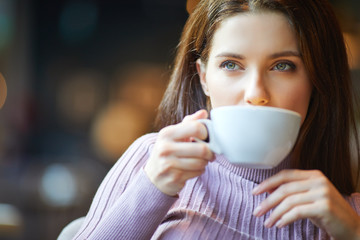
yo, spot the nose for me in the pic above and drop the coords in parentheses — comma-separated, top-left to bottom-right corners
(244, 72, 270, 106)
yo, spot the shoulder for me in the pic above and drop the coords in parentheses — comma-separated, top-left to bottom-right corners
(96, 133, 159, 195)
(114, 132, 158, 167)
(124, 132, 158, 157)
(133, 132, 158, 149)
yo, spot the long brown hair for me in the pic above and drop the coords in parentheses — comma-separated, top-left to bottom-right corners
(156, 0, 360, 195)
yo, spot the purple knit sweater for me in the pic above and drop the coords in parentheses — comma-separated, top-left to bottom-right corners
(73, 133, 360, 240)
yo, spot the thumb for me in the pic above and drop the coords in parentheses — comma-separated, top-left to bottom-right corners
(182, 109, 208, 122)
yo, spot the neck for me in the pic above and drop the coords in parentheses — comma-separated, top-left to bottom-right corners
(215, 154, 292, 183)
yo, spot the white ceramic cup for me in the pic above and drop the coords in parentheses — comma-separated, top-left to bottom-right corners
(199, 106, 301, 169)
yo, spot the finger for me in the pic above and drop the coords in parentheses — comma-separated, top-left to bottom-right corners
(180, 169, 206, 180)
(273, 201, 324, 228)
(262, 190, 317, 228)
(182, 109, 208, 122)
(182, 110, 209, 141)
(159, 120, 208, 141)
(157, 141, 213, 160)
(168, 157, 209, 171)
(165, 168, 206, 185)
(275, 197, 360, 240)
(253, 179, 313, 217)
(252, 169, 318, 195)
(174, 142, 214, 161)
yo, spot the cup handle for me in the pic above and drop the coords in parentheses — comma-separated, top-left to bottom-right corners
(197, 119, 222, 154)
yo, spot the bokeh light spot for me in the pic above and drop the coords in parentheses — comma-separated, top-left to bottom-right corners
(0, 73, 7, 109)
(39, 164, 77, 207)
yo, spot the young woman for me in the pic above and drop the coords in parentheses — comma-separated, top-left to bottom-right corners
(73, 0, 360, 239)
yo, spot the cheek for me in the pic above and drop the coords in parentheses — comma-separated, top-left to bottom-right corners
(207, 85, 233, 107)
(206, 76, 244, 107)
(277, 87, 312, 123)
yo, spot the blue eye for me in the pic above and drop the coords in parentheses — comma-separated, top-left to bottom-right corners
(273, 62, 295, 71)
(220, 61, 239, 71)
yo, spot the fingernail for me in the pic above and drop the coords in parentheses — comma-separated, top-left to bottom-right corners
(264, 218, 272, 228)
(253, 206, 262, 216)
(275, 219, 284, 228)
(252, 186, 260, 195)
(196, 109, 206, 116)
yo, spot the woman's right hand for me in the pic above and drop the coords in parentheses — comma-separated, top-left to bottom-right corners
(144, 109, 214, 196)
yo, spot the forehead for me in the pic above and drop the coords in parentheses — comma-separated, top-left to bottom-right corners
(209, 12, 298, 57)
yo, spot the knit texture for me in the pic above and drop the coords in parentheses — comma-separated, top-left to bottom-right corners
(73, 133, 360, 240)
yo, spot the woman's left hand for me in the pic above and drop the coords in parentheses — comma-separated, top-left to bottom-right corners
(252, 169, 360, 240)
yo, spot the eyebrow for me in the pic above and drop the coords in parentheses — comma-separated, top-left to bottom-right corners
(215, 51, 301, 59)
(215, 53, 245, 59)
(269, 51, 301, 59)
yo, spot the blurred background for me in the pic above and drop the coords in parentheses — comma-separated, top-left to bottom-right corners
(0, 0, 359, 239)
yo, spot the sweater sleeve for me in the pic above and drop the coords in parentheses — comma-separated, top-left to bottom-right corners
(73, 133, 178, 240)
(347, 192, 360, 215)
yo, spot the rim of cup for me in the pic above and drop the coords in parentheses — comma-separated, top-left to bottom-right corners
(211, 105, 301, 118)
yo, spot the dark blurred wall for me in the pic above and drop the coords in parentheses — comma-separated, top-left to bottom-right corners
(0, 1, 188, 240)
(29, 1, 187, 158)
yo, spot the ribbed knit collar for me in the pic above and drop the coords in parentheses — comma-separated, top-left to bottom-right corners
(215, 154, 293, 183)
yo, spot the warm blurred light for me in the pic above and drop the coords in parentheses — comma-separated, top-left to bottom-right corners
(56, 71, 105, 127)
(39, 164, 77, 207)
(0, 0, 14, 52)
(90, 63, 168, 162)
(115, 63, 168, 111)
(59, 1, 98, 44)
(91, 102, 150, 162)
(344, 32, 360, 70)
(0, 73, 6, 109)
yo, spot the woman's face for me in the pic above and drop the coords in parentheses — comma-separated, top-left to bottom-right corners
(197, 12, 312, 123)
